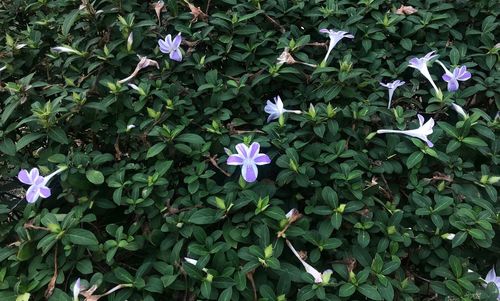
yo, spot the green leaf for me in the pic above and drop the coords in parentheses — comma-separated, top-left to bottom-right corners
(218, 287, 233, 301)
(66, 228, 99, 246)
(86, 169, 104, 185)
(406, 151, 423, 169)
(188, 208, 221, 225)
(339, 283, 356, 297)
(48, 128, 69, 144)
(146, 143, 167, 158)
(0, 138, 16, 156)
(62, 9, 80, 35)
(444, 280, 463, 296)
(451, 231, 467, 248)
(358, 284, 382, 300)
(176, 133, 204, 144)
(16, 133, 44, 151)
(462, 137, 488, 147)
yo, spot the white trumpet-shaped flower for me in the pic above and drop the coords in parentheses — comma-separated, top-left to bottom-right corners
(319, 29, 354, 64)
(72, 278, 81, 301)
(377, 114, 435, 147)
(450, 103, 468, 119)
(408, 51, 441, 98)
(380, 80, 405, 108)
(264, 95, 301, 123)
(286, 240, 332, 284)
(51, 46, 83, 56)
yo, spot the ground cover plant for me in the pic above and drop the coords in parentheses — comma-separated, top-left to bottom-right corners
(0, 0, 499, 300)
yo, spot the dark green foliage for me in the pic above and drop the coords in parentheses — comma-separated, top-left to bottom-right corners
(0, 0, 499, 300)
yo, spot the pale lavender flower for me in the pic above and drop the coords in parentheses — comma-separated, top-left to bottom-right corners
(226, 142, 271, 183)
(436, 61, 471, 92)
(118, 55, 159, 84)
(286, 240, 332, 284)
(408, 51, 441, 97)
(377, 114, 435, 147)
(72, 278, 81, 301)
(450, 103, 468, 119)
(319, 29, 354, 64)
(158, 33, 182, 62)
(380, 80, 405, 108)
(264, 95, 301, 122)
(484, 267, 500, 300)
(17, 167, 66, 203)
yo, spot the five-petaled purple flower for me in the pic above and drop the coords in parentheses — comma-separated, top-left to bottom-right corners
(484, 267, 500, 300)
(226, 142, 271, 182)
(436, 61, 471, 92)
(158, 33, 183, 62)
(377, 114, 435, 147)
(380, 80, 405, 108)
(17, 167, 66, 203)
(319, 29, 354, 64)
(408, 51, 441, 97)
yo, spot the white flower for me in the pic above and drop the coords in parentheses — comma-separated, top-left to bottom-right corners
(377, 114, 435, 147)
(15, 44, 27, 49)
(51, 46, 82, 55)
(72, 278, 81, 301)
(286, 240, 332, 284)
(319, 29, 354, 64)
(126, 124, 136, 131)
(441, 233, 455, 240)
(380, 80, 405, 108)
(127, 32, 133, 51)
(264, 95, 301, 123)
(408, 51, 441, 97)
(118, 55, 159, 84)
(184, 257, 198, 265)
(0, 65, 6, 72)
(450, 103, 468, 119)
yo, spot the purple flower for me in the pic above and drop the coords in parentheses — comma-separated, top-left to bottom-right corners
(264, 95, 301, 123)
(436, 61, 471, 92)
(377, 114, 435, 147)
(408, 51, 441, 97)
(17, 167, 66, 203)
(226, 142, 271, 182)
(158, 33, 183, 62)
(380, 80, 405, 108)
(484, 267, 500, 300)
(319, 29, 354, 64)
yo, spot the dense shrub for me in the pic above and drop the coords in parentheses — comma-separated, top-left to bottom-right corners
(1, 0, 499, 300)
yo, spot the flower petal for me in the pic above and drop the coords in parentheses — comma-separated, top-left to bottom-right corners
(248, 142, 260, 158)
(417, 114, 425, 127)
(18, 169, 32, 185)
(485, 267, 497, 283)
(267, 113, 279, 123)
(172, 33, 182, 48)
(447, 79, 459, 92)
(38, 186, 51, 198)
(254, 154, 271, 165)
(241, 162, 258, 182)
(170, 49, 182, 61)
(227, 154, 244, 165)
(235, 143, 248, 158)
(29, 168, 39, 182)
(26, 185, 39, 203)
(442, 73, 453, 82)
(158, 39, 171, 53)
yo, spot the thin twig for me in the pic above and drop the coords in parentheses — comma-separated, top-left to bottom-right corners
(44, 245, 58, 299)
(206, 154, 231, 177)
(263, 13, 285, 33)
